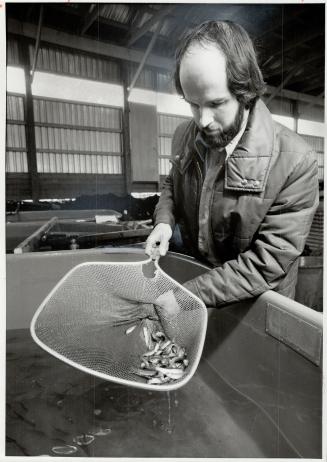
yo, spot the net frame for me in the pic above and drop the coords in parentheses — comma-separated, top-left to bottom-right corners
(30, 257, 208, 391)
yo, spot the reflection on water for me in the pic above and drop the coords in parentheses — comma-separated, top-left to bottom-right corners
(52, 445, 77, 455)
(6, 328, 315, 458)
(73, 434, 95, 446)
(93, 428, 111, 436)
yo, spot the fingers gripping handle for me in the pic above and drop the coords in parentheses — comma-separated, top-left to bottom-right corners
(145, 223, 172, 260)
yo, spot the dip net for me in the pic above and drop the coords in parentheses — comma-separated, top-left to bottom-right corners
(30, 259, 207, 391)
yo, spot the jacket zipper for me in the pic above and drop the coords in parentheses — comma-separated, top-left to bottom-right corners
(195, 159, 203, 240)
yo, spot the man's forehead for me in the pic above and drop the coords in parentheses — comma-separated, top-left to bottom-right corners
(180, 41, 227, 79)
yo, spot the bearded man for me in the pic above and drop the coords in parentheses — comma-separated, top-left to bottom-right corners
(146, 20, 319, 311)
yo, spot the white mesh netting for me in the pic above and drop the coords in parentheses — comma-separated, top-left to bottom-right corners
(30, 259, 207, 391)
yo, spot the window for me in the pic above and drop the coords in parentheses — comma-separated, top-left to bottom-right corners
(6, 94, 28, 173)
(34, 98, 123, 174)
(157, 113, 191, 176)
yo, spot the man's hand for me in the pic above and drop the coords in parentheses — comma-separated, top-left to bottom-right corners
(145, 223, 172, 259)
(154, 290, 180, 321)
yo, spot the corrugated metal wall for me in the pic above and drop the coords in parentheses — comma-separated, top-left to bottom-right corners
(7, 38, 20, 65)
(6, 94, 28, 173)
(28, 44, 121, 83)
(33, 98, 123, 175)
(127, 63, 156, 90)
(157, 71, 174, 93)
(301, 134, 324, 182)
(298, 102, 324, 123)
(158, 113, 191, 175)
(6, 35, 324, 201)
(264, 96, 294, 117)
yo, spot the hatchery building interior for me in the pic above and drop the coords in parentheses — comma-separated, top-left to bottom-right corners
(5, 2, 325, 459)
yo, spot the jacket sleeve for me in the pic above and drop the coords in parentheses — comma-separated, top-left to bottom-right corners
(153, 121, 191, 231)
(184, 150, 319, 307)
(153, 170, 176, 231)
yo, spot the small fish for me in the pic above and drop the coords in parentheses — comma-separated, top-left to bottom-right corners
(176, 346, 186, 358)
(155, 367, 184, 380)
(73, 434, 95, 446)
(153, 331, 165, 340)
(171, 345, 178, 355)
(147, 377, 164, 385)
(141, 358, 150, 368)
(132, 368, 157, 378)
(161, 339, 172, 350)
(143, 326, 151, 348)
(160, 376, 171, 383)
(142, 342, 160, 357)
(125, 325, 137, 335)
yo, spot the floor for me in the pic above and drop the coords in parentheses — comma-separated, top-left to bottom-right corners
(6, 328, 309, 458)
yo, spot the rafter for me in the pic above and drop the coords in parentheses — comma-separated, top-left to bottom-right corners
(265, 64, 305, 104)
(8, 17, 174, 70)
(30, 5, 43, 83)
(265, 50, 324, 79)
(81, 4, 106, 35)
(256, 9, 296, 41)
(300, 80, 325, 94)
(290, 68, 324, 86)
(265, 86, 324, 106)
(128, 18, 164, 93)
(127, 5, 176, 47)
(266, 28, 324, 59)
(304, 91, 324, 110)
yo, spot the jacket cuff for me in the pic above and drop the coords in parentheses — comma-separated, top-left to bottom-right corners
(183, 278, 202, 299)
(154, 217, 175, 232)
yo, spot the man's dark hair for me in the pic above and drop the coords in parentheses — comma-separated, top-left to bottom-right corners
(174, 20, 266, 108)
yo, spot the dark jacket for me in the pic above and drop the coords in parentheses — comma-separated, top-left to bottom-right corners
(154, 99, 319, 308)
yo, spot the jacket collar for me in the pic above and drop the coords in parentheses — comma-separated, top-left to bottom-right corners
(175, 99, 275, 193)
(225, 99, 275, 192)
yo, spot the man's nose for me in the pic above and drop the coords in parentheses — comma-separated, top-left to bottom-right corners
(198, 108, 214, 129)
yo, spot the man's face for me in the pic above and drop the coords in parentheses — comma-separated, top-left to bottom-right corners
(179, 42, 244, 148)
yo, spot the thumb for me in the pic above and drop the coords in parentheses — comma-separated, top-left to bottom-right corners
(145, 232, 158, 256)
(158, 238, 169, 256)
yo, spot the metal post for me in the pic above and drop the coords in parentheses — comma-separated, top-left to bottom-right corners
(30, 5, 43, 83)
(122, 63, 132, 194)
(18, 39, 39, 202)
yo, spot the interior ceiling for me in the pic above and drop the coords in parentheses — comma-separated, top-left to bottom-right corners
(7, 2, 325, 97)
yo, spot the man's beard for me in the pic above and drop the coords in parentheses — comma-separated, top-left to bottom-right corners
(200, 103, 245, 149)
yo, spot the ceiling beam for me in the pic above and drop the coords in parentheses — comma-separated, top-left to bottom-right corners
(256, 10, 294, 41)
(265, 50, 324, 78)
(266, 28, 324, 60)
(290, 68, 324, 86)
(304, 91, 324, 110)
(81, 4, 106, 35)
(263, 36, 324, 72)
(300, 81, 324, 94)
(265, 85, 324, 106)
(127, 5, 176, 47)
(265, 64, 304, 105)
(7, 18, 324, 108)
(8, 18, 174, 70)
